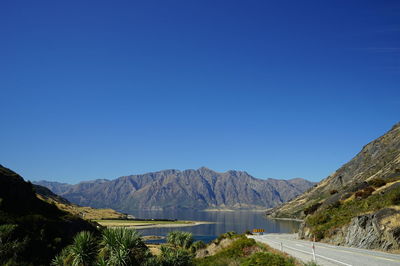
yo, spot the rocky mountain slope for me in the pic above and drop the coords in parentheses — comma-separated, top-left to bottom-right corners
(267, 122, 400, 251)
(34, 167, 314, 212)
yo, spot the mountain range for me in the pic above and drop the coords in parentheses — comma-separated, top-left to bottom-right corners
(34, 167, 314, 212)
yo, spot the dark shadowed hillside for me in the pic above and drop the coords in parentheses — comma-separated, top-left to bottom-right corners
(0, 165, 97, 265)
(35, 167, 314, 212)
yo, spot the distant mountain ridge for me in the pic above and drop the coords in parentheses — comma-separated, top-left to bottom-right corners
(34, 167, 314, 212)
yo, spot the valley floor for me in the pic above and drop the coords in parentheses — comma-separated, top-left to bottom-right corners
(249, 233, 400, 266)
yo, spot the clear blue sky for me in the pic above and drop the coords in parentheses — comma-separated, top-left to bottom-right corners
(1, 1, 399, 183)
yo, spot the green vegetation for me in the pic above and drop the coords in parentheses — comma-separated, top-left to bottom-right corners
(166, 231, 194, 249)
(53, 229, 200, 266)
(64, 231, 98, 266)
(190, 241, 206, 253)
(368, 177, 387, 188)
(329, 190, 338, 195)
(306, 183, 400, 240)
(241, 252, 296, 266)
(354, 186, 375, 199)
(302, 262, 321, 266)
(194, 234, 297, 266)
(212, 231, 239, 244)
(157, 245, 194, 266)
(53, 228, 153, 265)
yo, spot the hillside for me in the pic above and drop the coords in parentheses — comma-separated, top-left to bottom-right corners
(0, 164, 98, 265)
(34, 167, 314, 212)
(267, 122, 400, 251)
(34, 184, 127, 220)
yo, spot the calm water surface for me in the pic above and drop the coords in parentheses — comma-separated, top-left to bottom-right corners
(129, 210, 300, 243)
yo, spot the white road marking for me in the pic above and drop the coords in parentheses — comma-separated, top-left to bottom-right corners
(252, 237, 353, 266)
(271, 236, 400, 263)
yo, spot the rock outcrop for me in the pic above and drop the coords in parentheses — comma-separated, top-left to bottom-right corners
(299, 207, 400, 251)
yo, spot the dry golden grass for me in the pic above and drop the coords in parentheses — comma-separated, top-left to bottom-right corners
(37, 194, 126, 220)
(147, 245, 161, 256)
(373, 179, 400, 194)
(380, 210, 400, 229)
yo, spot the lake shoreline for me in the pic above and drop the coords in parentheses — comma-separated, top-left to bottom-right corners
(203, 208, 267, 212)
(95, 219, 214, 229)
(267, 217, 303, 222)
(129, 221, 214, 229)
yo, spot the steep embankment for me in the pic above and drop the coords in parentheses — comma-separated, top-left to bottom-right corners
(267, 122, 400, 251)
(0, 164, 98, 265)
(35, 167, 314, 212)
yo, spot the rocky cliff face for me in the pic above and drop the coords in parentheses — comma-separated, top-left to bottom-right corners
(299, 206, 400, 251)
(268, 122, 400, 251)
(34, 167, 314, 212)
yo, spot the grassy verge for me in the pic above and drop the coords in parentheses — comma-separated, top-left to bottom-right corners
(194, 234, 299, 266)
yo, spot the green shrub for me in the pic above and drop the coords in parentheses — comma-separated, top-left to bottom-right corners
(390, 191, 400, 205)
(241, 252, 295, 266)
(68, 231, 98, 266)
(213, 231, 237, 244)
(245, 230, 253, 235)
(194, 235, 299, 266)
(355, 186, 375, 199)
(158, 245, 194, 266)
(53, 228, 153, 266)
(217, 236, 257, 258)
(167, 231, 194, 249)
(329, 190, 338, 195)
(304, 203, 322, 215)
(368, 178, 387, 188)
(190, 241, 206, 252)
(99, 228, 149, 265)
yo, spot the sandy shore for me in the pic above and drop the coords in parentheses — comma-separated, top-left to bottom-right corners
(267, 217, 303, 222)
(96, 220, 214, 229)
(127, 221, 213, 229)
(203, 208, 267, 212)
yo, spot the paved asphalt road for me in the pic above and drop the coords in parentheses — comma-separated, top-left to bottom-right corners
(249, 233, 400, 266)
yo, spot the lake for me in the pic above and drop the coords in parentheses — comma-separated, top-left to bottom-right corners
(129, 210, 301, 243)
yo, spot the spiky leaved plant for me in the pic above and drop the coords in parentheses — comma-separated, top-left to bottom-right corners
(68, 231, 98, 266)
(166, 231, 193, 249)
(99, 227, 150, 265)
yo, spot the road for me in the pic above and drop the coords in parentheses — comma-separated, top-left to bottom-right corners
(249, 233, 400, 266)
